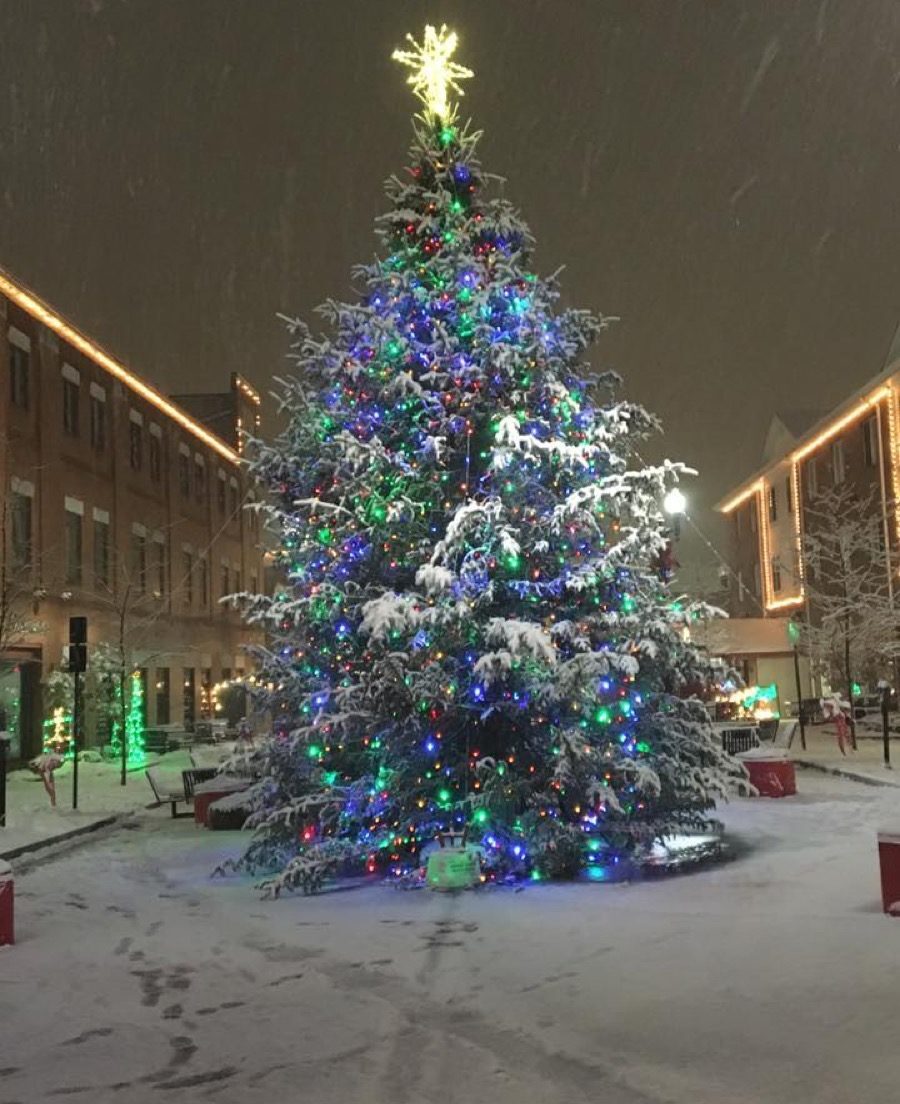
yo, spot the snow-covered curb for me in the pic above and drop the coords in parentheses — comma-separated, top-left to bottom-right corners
(794, 759, 900, 790)
(0, 813, 126, 862)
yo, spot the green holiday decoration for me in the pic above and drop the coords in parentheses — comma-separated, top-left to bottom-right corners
(110, 671, 146, 766)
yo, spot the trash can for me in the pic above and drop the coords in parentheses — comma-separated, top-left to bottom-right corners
(737, 748, 797, 797)
(0, 860, 14, 946)
(877, 830, 900, 915)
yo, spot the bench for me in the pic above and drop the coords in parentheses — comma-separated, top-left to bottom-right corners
(145, 766, 218, 817)
(715, 724, 760, 756)
(142, 725, 190, 755)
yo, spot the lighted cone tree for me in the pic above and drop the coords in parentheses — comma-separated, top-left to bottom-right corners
(238, 25, 742, 894)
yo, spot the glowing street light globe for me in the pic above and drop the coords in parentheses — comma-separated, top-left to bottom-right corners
(664, 488, 687, 516)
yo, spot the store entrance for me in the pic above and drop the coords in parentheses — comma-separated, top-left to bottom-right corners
(0, 650, 42, 762)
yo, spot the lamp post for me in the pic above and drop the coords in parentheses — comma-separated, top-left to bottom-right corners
(664, 487, 687, 540)
(788, 620, 807, 751)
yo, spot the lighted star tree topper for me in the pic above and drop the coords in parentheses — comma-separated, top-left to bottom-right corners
(391, 23, 474, 121)
(236, 24, 741, 896)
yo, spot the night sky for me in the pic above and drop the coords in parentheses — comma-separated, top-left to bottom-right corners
(4, 1, 900, 585)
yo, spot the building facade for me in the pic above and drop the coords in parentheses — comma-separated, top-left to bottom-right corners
(0, 267, 266, 760)
(717, 365, 900, 620)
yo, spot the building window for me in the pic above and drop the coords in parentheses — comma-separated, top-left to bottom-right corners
(864, 416, 878, 467)
(217, 471, 227, 513)
(200, 669, 213, 719)
(129, 420, 143, 470)
(90, 393, 106, 451)
(805, 457, 818, 500)
(130, 529, 147, 593)
(182, 550, 194, 609)
(772, 558, 782, 593)
(93, 512, 110, 589)
(194, 456, 206, 503)
(8, 339, 29, 409)
(232, 569, 241, 604)
(199, 557, 208, 607)
(753, 561, 761, 597)
(221, 561, 230, 602)
(65, 501, 83, 586)
(250, 572, 258, 595)
(154, 539, 166, 599)
(750, 499, 758, 533)
(832, 439, 846, 484)
(785, 475, 792, 515)
(149, 432, 162, 481)
(62, 377, 80, 437)
(179, 449, 191, 497)
(183, 668, 196, 731)
(155, 668, 170, 726)
(10, 488, 33, 570)
(768, 485, 777, 522)
(736, 570, 745, 603)
(229, 477, 239, 516)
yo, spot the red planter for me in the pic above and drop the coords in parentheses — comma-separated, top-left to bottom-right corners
(744, 757, 796, 798)
(0, 863, 14, 946)
(194, 789, 230, 826)
(878, 831, 900, 915)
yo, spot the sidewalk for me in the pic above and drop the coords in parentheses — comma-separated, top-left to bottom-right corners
(791, 725, 900, 789)
(0, 751, 195, 859)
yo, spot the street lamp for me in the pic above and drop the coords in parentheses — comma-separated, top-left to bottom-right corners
(663, 487, 687, 539)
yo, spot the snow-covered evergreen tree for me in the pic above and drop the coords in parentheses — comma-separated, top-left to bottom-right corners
(238, 25, 741, 894)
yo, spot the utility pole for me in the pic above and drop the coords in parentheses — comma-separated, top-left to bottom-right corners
(69, 617, 87, 810)
(789, 621, 807, 751)
(880, 679, 892, 770)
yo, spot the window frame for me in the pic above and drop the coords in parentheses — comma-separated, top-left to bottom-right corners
(62, 377, 80, 437)
(10, 486, 33, 571)
(93, 513, 110, 589)
(130, 528, 147, 593)
(129, 420, 143, 471)
(90, 393, 106, 451)
(149, 431, 162, 482)
(832, 438, 846, 484)
(8, 336, 30, 410)
(64, 500, 84, 586)
(864, 415, 878, 468)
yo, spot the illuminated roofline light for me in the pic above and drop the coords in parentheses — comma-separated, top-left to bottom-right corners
(719, 480, 763, 515)
(235, 374, 261, 406)
(789, 459, 806, 601)
(767, 595, 805, 610)
(0, 269, 240, 465)
(757, 485, 772, 607)
(887, 387, 900, 550)
(789, 387, 891, 463)
(720, 385, 893, 515)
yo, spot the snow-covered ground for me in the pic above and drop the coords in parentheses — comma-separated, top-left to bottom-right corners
(3, 770, 900, 1103)
(1, 747, 232, 856)
(793, 724, 900, 787)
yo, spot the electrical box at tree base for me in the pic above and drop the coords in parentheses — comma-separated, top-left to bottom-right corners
(425, 842, 481, 890)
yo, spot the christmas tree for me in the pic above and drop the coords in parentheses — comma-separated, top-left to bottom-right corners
(239, 25, 740, 894)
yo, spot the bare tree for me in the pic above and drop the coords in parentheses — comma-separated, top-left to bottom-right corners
(800, 484, 900, 735)
(0, 491, 43, 666)
(92, 550, 186, 785)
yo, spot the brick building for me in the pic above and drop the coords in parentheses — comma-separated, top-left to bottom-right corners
(0, 266, 266, 761)
(714, 353, 900, 709)
(717, 362, 900, 619)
